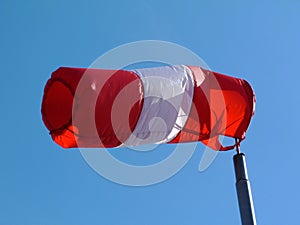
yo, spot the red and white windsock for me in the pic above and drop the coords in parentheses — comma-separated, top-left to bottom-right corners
(41, 65, 255, 151)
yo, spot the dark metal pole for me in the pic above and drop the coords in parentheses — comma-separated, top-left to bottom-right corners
(233, 153, 257, 225)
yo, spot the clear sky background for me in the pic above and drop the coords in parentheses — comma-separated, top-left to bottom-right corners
(1, 0, 299, 224)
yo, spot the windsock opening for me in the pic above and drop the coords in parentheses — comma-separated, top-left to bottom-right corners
(42, 79, 74, 134)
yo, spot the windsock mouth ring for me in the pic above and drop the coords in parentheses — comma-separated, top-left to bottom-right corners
(41, 77, 74, 134)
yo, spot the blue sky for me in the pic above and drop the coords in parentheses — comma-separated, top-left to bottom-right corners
(1, 0, 300, 224)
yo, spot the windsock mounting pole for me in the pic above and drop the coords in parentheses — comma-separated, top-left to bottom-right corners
(233, 149, 257, 225)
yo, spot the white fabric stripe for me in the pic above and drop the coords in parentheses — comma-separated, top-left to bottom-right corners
(123, 65, 194, 147)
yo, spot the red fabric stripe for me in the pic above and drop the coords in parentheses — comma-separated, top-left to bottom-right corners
(170, 66, 255, 151)
(41, 67, 143, 148)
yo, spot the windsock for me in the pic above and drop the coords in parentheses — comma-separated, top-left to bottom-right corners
(41, 65, 255, 150)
